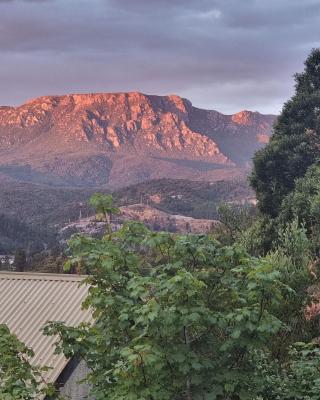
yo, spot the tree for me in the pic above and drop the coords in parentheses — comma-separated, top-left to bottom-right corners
(89, 193, 120, 232)
(14, 249, 27, 272)
(264, 220, 317, 359)
(257, 343, 320, 400)
(0, 324, 56, 399)
(274, 163, 320, 257)
(251, 48, 320, 217)
(278, 163, 320, 228)
(46, 222, 288, 400)
(237, 216, 276, 257)
(214, 202, 255, 245)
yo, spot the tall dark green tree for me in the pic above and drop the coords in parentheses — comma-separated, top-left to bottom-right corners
(14, 249, 27, 272)
(251, 49, 320, 217)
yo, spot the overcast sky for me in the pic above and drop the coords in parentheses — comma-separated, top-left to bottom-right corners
(0, 0, 319, 114)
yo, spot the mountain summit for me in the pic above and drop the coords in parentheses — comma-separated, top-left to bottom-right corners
(0, 92, 276, 188)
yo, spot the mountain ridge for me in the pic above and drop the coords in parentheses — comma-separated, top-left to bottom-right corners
(0, 92, 276, 188)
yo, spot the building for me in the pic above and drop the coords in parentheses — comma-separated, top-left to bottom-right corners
(0, 272, 93, 399)
(0, 254, 14, 268)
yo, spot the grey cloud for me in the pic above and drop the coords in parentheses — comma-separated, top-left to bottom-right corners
(0, 0, 319, 113)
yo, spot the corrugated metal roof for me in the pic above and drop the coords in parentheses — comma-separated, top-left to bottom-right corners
(0, 272, 93, 390)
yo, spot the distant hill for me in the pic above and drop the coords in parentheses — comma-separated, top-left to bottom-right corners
(0, 177, 253, 252)
(59, 204, 218, 243)
(0, 178, 253, 228)
(114, 178, 254, 219)
(0, 92, 276, 188)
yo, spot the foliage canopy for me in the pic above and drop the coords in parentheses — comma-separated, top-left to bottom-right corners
(46, 220, 291, 400)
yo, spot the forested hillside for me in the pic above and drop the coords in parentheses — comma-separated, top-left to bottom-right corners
(0, 214, 55, 253)
(0, 177, 252, 252)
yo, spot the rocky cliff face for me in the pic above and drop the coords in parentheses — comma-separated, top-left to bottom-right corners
(0, 92, 276, 187)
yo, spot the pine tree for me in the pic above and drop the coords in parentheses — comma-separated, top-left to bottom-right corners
(251, 48, 320, 217)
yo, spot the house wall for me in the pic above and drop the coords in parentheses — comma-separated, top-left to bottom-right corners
(56, 357, 92, 400)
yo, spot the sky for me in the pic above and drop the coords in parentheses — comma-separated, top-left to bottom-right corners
(0, 0, 320, 114)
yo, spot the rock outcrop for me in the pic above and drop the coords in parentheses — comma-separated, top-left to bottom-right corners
(59, 203, 218, 240)
(0, 92, 276, 187)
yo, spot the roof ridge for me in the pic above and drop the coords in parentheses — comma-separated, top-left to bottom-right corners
(0, 271, 87, 282)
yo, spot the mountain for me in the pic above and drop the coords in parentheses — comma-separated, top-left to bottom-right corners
(0, 92, 276, 188)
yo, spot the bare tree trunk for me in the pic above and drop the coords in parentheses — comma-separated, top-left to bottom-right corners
(105, 212, 111, 233)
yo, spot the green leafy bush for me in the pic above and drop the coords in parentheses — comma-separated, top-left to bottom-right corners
(45, 221, 289, 400)
(0, 324, 56, 399)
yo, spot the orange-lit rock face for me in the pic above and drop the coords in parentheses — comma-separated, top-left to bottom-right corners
(0, 92, 276, 187)
(231, 110, 256, 125)
(231, 111, 274, 141)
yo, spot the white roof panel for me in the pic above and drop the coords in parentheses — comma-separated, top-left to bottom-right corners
(0, 272, 92, 388)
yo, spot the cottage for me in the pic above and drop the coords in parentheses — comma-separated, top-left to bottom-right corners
(0, 272, 93, 399)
